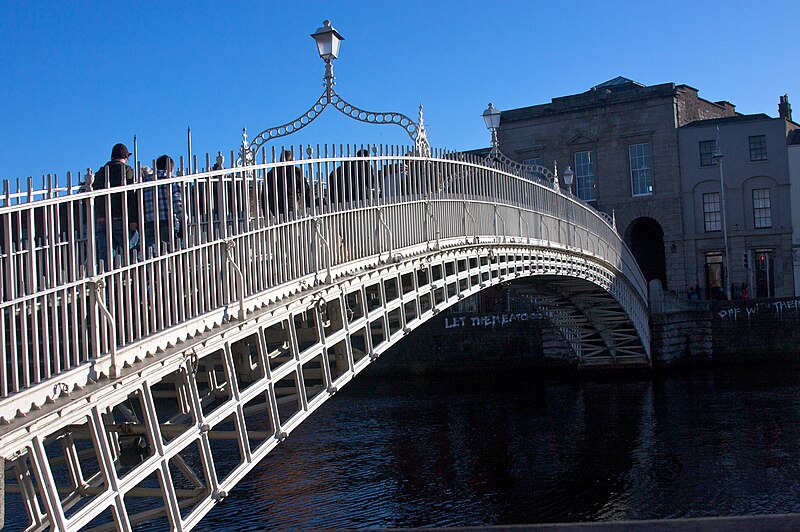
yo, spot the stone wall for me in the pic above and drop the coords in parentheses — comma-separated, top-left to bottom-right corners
(369, 311, 575, 376)
(373, 291, 800, 376)
(650, 310, 713, 367)
(710, 298, 800, 362)
(649, 281, 713, 366)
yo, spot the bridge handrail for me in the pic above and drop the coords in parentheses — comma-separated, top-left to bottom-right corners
(0, 145, 646, 402)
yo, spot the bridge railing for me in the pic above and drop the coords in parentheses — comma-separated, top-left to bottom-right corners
(0, 145, 644, 403)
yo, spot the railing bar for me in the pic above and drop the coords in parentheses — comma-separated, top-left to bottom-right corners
(145, 249, 156, 333)
(20, 298, 31, 388)
(130, 261, 141, 341)
(0, 294, 6, 395)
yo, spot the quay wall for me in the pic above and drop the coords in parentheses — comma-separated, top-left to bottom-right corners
(372, 287, 800, 375)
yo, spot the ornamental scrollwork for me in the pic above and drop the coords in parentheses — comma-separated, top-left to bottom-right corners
(485, 148, 556, 187)
(247, 88, 430, 160)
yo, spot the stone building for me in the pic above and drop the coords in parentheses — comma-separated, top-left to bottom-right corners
(789, 126, 800, 295)
(678, 109, 799, 298)
(495, 77, 799, 297)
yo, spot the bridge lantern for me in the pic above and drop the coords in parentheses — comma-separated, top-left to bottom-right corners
(483, 103, 501, 131)
(311, 20, 344, 62)
(563, 166, 574, 187)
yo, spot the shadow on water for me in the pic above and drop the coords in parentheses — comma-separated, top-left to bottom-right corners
(196, 363, 800, 530)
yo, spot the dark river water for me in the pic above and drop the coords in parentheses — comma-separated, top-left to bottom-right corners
(196, 363, 800, 529)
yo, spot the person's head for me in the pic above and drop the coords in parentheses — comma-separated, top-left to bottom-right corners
(111, 143, 131, 161)
(356, 149, 370, 157)
(280, 150, 294, 162)
(155, 155, 174, 176)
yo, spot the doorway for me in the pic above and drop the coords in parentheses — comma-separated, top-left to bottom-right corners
(704, 252, 725, 300)
(626, 217, 667, 288)
(754, 250, 774, 298)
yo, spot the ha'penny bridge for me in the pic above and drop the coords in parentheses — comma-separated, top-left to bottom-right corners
(0, 21, 650, 532)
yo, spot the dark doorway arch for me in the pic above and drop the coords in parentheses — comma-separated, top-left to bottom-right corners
(626, 217, 667, 288)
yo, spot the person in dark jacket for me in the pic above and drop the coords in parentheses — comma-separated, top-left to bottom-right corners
(94, 143, 138, 268)
(328, 148, 378, 206)
(265, 150, 310, 219)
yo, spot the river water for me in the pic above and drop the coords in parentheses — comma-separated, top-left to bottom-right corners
(196, 363, 800, 529)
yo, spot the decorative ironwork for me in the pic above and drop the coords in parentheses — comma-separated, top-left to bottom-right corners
(246, 20, 430, 160)
(486, 147, 556, 187)
(248, 91, 429, 157)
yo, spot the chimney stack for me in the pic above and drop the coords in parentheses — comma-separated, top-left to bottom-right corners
(779, 94, 792, 121)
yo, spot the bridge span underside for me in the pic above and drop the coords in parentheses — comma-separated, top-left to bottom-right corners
(0, 150, 649, 530)
(1, 245, 648, 531)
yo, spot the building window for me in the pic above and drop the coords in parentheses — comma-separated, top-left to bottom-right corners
(573, 150, 596, 201)
(629, 143, 652, 196)
(523, 157, 543, 180)
(753, 188, 772, 228)
(749, 135, 767, 161)
(703, 192, 721, 232)
(699, 140, 716, 166)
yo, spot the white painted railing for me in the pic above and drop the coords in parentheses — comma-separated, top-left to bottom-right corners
(0, 145, 646, 402)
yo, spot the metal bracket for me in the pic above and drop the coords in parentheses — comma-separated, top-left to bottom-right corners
(425, 200, 440, 251)
(377, 208, 395, 263)
(494, 205, 506, 243)
(313, 218, 333, 284)
(224, 240, 246, 321)
(89, 277, 118, 378)
(519, 208, 530, 244)
(463, 202, 477, 244)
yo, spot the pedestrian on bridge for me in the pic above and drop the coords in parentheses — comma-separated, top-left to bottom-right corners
(328, 148, 378, 207)
(93, 143, 139, 269)
(266, 150, 310, 220)
(142, 154, 183, 253)
(380, 158, 409, 200)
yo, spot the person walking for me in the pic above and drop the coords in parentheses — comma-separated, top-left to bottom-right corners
(142, 154, 183, 252)
(266, 150, 310, 219)
(94, 143, 138, 268)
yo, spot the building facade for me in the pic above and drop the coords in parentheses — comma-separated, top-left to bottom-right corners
(788, 127, 800, 294)
(496, 77, 799, 298)
(678, 114, 798, 298)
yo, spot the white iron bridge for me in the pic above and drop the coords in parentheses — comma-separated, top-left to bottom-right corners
(0, 147, 650, 531)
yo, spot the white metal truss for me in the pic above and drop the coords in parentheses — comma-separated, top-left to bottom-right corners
(0, 149, 650, 531)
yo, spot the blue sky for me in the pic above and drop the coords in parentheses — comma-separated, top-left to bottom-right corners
(1, 0, 797, 184)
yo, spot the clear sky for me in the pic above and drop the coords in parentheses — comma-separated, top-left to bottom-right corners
(1, 0, 797, 184)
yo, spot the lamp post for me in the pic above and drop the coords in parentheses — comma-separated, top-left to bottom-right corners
(310, 20, 344, 97)
(563, 166, 574, 194)
(483, 103, 501, 151)
(712, 126, 732, 300)
(481, 103, 559, 189)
